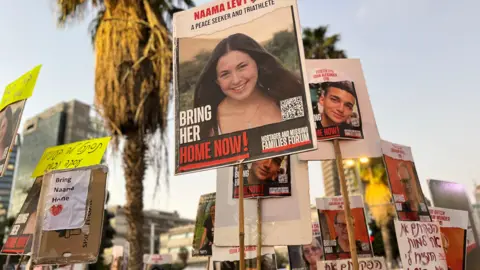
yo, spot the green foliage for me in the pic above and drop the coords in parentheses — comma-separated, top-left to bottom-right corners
(275, 250, 289, 269)
(368, 218, 400, 260)
(302, 26, 347, 59)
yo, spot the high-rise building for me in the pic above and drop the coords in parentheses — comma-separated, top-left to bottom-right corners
(322, 160, 361, 197)
(0, 134, 21, 219)
(9, 100, 108, 217)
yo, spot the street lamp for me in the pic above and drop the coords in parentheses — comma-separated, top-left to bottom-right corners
(344, 159, 355, 168)
(359, 157, 370, 164)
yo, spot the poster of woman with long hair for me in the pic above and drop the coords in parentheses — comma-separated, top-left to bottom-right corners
(173, 0, 316, 174)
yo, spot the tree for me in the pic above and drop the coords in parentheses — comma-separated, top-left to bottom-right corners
(302, 26, 347, 59)
(54, 0, 195, 269)
(177, 246, 189, 266)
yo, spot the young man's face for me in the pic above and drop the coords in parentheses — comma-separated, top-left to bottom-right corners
(250, 157, 282, 181)
(319, 87, 356, 125)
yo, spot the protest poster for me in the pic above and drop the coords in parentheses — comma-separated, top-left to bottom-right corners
(317, 256, 387, 270)
(32, 136, 111, 177)
(429, 207, 468, 270)
(232, 155, 291, 199)
(299, 59, 381, 161)
(215, 155, 311, 246)
(192, 192, 216, 256)
(0, 100, 25, 176)
(394, 220, 448, 270)
(173, 0, 317, 175)
(1, 177, 42, 254)
(428, 179, 480, 270)
(42, 169, 91, 231)
(31, 165, 108, 265)
(288, 222, 323, 270)
(316, 196, 372, 260)
(0, 65, 41, 111)
(143, 254, 173, 270)
(210, 245, 276, 270)
(381, 140, 431, 222)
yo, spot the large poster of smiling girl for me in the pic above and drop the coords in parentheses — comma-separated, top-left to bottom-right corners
(172, 0, 316, 175)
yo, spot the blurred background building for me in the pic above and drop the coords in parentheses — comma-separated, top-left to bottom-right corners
(159, 224, 207, 267)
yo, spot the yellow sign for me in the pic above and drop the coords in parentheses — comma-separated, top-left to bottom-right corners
(32, 136, 111, 178)
(0, 65, 42, 111)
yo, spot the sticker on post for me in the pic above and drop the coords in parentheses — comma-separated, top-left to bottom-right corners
(43, 169, 91, 231)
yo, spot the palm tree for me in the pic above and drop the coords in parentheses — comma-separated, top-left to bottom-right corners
(302, 25, 347, 59)
(54, 0, 194, 269)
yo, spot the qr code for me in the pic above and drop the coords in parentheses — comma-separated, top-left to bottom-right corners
(280, 96, 304, 121)
(10, 225, 20, 235)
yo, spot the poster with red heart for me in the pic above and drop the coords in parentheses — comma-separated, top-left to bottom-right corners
(42, 169, 91, 231)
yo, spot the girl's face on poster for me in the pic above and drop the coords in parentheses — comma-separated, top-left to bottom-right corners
(303, 241, 322, 265)
(216, 50, 259, 102)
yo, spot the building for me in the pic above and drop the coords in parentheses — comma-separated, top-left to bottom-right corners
(0, 134, 21, 219)
(9, 100, 108, 217)
(321, 160, 361, 197)
(109, 206, 194, 255)
(159, 224, 208, 267)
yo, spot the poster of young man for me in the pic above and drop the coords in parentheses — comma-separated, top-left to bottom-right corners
(215, 155, 312, 246)
(381, 140, 431, 222)
(192, 192, 216, 256)
(287, 222, 323, 270)
(428, 179, 480, 270)
(0, 100, 26, 176)
(298, 59, 382, 161)
(232, 155, 291, 199)
(430, 207, 468, 270)
(210, 246, 277, 270)
(173, 0, 317, 175)
(1, 176, 41, 254)
(316, 196, 372, 260)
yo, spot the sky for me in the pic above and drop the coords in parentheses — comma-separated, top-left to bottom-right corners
(0, 0, 479, 220)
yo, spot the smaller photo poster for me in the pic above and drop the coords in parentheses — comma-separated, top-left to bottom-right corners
(309, 67, 363, 140)
(211, 246, 277, 270)
(1, 177, 41, 254)
(394, 220, 448, 270)
(232, 155, 291, 199)
(316, 195, 372, 260)
(287, 222, 323, 270)
(317, 256, 387, 270)
(381, 140, 431, 222)
(192, 192, 216, 256)
(430, 207, 468, 270)
(0, 100, 26, 176)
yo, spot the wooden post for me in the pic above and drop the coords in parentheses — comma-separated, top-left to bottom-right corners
(238, 164, 245, 270)
(256, 199, 262, 270)
(207, 256, 211, 270)
(333, 139, 359, 270)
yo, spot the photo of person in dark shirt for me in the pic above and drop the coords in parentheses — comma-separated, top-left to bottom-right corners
(199, 202, 215, 255)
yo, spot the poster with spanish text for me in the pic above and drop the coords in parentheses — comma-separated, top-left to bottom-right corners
(173, 0, 317, 174)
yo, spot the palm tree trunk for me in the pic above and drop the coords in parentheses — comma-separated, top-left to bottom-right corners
(380, 223, 393, 268)
(123, 131, 147, 270)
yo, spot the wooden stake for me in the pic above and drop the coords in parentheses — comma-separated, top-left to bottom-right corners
(207, 256, 211, 270)
(256, 198, 262, 270)
(238, 164, 245, 270)
(333, 139, 359, 270)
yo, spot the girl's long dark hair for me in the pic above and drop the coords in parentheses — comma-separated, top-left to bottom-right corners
(194, 33, 303, 139)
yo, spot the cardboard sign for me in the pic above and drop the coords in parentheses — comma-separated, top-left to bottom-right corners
(316, 196, 372, 260)
(32, 137, 111, 177)
(317, 256, 387, 270)
(173, 0, 317, 175)
(0, 100, 26, 176)
(192, 192, 216, 256)
(215, 155, 312, 246)
(232, 155, 291, 199)
(394, 220, 448, 270)
(0, 65, 41, 111)
(381, 140, 431, 222)
(1, 177, 42, 255)
(43, 169, 91, 231)
(211, 245, 276, 270)
(31, 165, 108, 265)
(430, 207, 468, 270)
(299, 59, 382, 161)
